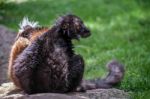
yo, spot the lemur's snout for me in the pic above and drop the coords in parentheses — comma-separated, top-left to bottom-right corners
(81, 28, 91, 38)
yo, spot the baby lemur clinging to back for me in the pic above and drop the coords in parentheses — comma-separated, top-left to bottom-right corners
(8, 18, 48, 87)
(9, 15, 124, 94)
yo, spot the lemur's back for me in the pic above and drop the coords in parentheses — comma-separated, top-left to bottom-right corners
(33, 30, 71, 92)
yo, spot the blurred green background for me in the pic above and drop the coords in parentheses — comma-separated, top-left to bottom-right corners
(0, 0, 150, 98)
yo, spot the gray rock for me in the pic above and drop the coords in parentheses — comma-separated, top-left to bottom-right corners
(0, 25, 16, 84)
(0, 82, 129, 99)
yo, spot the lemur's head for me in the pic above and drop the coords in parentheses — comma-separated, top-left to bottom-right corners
(16, 25, 33, 40)
(56, 14, 91, 39)
(16, 26, 48, 41)
(16, 17, 48, 41)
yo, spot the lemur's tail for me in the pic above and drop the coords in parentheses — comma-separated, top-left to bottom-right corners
(78, 60, 125, 91)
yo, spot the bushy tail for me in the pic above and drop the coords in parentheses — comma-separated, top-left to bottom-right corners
(78, 60, 125, 91)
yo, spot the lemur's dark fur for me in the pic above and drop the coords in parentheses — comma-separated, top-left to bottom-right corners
(10, 15, 90, 94)
(9, 14, 124, 94)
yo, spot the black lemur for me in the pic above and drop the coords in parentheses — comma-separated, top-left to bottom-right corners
(9, 15, 124, 94)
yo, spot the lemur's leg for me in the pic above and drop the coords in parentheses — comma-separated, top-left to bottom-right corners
(67, 55, 85, 92)
(13, 40, 43, 94)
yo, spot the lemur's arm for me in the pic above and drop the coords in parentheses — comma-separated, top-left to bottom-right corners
(67, 55, 85, 92)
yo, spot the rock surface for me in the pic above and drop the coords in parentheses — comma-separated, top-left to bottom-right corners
(0, 82, 129, 99)
(0, 25, 16, 84)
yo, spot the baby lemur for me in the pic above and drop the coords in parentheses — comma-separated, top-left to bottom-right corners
(9, 15, 124, 94)
(8, 18, 48, 88)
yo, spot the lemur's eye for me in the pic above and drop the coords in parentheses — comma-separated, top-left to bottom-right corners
(63, 24, 69, 29)
(23, 33, 27, 37)
(22, 32, 29, 37)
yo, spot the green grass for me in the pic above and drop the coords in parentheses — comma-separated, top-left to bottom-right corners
(0, 0, 150, 98)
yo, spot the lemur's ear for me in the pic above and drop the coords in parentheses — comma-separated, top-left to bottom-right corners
(55, 16, 64, 27)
